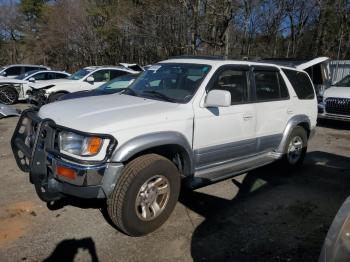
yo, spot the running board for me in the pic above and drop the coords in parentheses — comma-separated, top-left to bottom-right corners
(193, 151, 282, 183)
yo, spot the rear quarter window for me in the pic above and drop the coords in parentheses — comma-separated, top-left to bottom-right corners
(282, 69, 315, 100)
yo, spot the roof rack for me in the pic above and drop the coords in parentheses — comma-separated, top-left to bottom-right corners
(259, 58, 311, 68)
(169, 55, 225, 61)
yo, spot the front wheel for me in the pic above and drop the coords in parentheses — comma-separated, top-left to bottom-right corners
(282, 126, 308, 168)
(0, 86, 18, 105)
(107, 154, 181, 236)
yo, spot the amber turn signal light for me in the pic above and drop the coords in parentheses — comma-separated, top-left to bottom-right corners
(86, 137, 103, 155)
(56, 165, 76, 180)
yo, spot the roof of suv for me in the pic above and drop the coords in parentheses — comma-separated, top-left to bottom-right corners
(161, 57, 301, 71)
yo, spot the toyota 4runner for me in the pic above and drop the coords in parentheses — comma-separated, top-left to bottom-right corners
(11, 57, 317, 236)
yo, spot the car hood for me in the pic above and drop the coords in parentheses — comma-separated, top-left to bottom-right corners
(38, 94, 186, 134)
(323, 86, 350, 99)
(59, 89, 118, 101)
(0, 78, 27, 84)
(30, 79, 78, 89)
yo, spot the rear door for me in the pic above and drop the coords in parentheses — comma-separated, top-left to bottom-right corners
(193, 65, 257, 171)
(252, 66, 291, 152)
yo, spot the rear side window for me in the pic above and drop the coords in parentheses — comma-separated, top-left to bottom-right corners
(54, 73, 69, 79)
(110, 70, 129, 80)
(282, 69, 315, 99)
(254, 69, 290, 101)
(5, 66, 22, 76)
(278, 73, 289, 99)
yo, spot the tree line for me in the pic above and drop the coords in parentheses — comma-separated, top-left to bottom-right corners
(0, 0, 349, 71)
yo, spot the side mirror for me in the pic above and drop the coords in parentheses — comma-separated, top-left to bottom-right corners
(28, 77, 35, 83)
(0, 71, 7, 77)
(205, 90, 231, 108)
(86, 76, 95, 83)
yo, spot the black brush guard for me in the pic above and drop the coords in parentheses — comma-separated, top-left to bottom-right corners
(11, 108, 62, 201)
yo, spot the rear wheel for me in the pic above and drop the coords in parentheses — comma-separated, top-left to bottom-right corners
(0, 86, 18, 105)
(107, 154, 181, 236)
(282, 126, 308, 168)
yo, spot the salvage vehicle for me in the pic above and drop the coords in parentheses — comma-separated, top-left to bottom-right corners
(58, 73, 139, 101)
(11, 57, 317, 236)
(0, 70, 70, 105)
(28, 66, 140, 105)
(0, 64, 50, 79)
(318, 74, 350, 121)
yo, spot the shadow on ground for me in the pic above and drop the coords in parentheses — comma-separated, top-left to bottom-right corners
(43, 237, 99, 262)
(317, 119, 350, 130)
(179, 151, 350, 262)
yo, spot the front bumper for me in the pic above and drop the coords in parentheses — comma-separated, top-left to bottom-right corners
(318, 103, 350, 122)
(11, 109, 121, 202)
(26, 89, 47, 106)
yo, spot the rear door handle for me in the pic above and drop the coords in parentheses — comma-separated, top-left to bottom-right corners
(287, 109, 293, 115)
(243, 114, 253, 120)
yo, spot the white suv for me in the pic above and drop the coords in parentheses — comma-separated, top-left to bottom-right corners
(0, 64, 50, 79)
(28, 65, 140, 104)
(11, 57, 317, 236)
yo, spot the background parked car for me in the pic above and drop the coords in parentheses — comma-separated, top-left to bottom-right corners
(0, 64, 50, 79)
(0, 70, 70, 105)
(318, 74, 350, 121)
(28, 65, 141, 105)
(58, 73, 140, 101)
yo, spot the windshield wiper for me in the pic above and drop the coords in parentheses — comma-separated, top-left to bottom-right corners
(121, 88, 138, 96)
(142, 90, 175, 102)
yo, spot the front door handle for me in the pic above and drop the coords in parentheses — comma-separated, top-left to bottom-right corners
(287, 109, 293, 115)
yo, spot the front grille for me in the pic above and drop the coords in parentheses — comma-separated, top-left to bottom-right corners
(325, 97, 350, 116)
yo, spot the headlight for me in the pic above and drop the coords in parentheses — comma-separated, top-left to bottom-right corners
(59, 131, 103, 156)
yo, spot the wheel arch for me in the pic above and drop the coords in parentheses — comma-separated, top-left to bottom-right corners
(276, 114, 311, 153)
(110, 132, 194, 176)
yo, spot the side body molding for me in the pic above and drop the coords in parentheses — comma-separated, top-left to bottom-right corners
(276, 114, 311, 153)
(110, 132, 194, 175)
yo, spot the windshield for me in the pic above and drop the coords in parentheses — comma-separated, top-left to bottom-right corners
(68, 69, 93, 80)
(15, 70, 40, 80)
(335, 75, 350, 87)
(98, 74, 139, 91)
(125, 63, 211, 103)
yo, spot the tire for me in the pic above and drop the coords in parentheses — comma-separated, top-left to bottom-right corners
(107, 154, 181, 236)
(281, 126, 308, 168)
(47, 92, 65, 103)
(0, 86, 18, 105)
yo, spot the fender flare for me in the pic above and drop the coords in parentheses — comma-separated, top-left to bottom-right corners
(276, 114, 311, 153)
(110, 131, 194, 174)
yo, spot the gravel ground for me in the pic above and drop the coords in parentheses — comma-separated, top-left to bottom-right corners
(0, 103, 350, 262)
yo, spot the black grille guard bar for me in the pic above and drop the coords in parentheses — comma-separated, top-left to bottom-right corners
(11, 108, 42, 172)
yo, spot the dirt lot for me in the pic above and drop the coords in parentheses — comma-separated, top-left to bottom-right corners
(0, 104, 350, 262)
